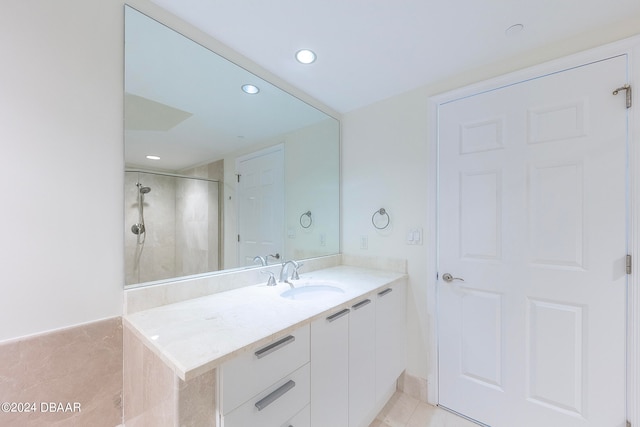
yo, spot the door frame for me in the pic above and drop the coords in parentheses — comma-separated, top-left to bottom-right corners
(426, 36, 640, 425)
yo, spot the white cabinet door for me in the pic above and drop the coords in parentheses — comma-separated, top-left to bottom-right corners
(375, 282, 407, 407)
(349, 297, 376, 427)
(310, 307, 350, 427)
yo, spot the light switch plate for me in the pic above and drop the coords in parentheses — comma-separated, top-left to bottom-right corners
(406, 227, 423, 245)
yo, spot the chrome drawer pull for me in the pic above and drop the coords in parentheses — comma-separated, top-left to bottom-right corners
(327, 308, 350, 322)
(254, 335, 295, 359)
(352, 299, 371, 310)
(254, 380, 296, 411)
(378, 288, 393, 297)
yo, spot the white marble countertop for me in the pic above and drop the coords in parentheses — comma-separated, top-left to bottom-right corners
(123, 265, 407, 380)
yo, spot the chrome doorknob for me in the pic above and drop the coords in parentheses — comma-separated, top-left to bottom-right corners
(442, 273, 464, 283)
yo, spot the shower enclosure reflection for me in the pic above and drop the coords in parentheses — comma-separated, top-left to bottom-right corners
(124, 170, 221, 285)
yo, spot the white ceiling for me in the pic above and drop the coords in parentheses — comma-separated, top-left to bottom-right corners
(149, 0, 640, 113)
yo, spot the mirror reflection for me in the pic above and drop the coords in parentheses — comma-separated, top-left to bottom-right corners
(124, 6, 340, 287)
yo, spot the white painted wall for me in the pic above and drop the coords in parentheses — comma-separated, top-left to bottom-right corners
(342, 18, 640, 382)
(0, 0, 124, 341)
(285, 119, 340, 260)
(342, 90, 430, 380)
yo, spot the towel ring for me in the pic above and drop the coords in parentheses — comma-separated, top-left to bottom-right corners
(300, 211, 312, 228)
(372, 208, 390, 230)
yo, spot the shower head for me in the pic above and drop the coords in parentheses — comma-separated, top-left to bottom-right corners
(136, 183, 151, 194)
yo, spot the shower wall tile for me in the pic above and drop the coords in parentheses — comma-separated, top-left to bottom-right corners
(124, 172, 178, 285)
(176, 171, 219, 278)
(0, 317, 122, 427)
(127, 164, 222, 287)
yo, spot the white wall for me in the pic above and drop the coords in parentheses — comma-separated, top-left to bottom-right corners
(342, 17, 640, 381)
(0, 0, 124, 341)
(342, 90, 430, 379)
(285, 119, 340, 260)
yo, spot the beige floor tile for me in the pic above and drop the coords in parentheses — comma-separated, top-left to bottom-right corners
(369, 419, 391, 427)
(406, 402, 439, 427)
(371, 391, 480, 427)
(375, 391, 420, 427)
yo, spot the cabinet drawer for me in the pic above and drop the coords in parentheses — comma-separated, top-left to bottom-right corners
(221, 324, 310, 414)
(223, 363, 310, 427)
(283, 404, 310, 427)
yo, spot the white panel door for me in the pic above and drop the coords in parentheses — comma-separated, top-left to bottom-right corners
(236, 145, 284, 266)
(437, 56, 628, 427)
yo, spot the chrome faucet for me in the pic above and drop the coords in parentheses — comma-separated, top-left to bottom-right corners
(253, 253, 280, 266)
(253, 255, 267, 266)
(261, 270, 277, 286)
(279, 260, 302, 284)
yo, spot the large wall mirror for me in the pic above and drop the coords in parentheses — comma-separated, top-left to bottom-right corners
(124, 5, 340, 287)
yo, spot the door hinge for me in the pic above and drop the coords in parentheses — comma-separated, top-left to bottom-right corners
(613, 84, 632, 108)
(236, 174, 241, 183)
(237, 234, 240, 242)
(626, 254, 632, 275)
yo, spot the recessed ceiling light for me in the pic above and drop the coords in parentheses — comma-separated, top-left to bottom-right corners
(146, 155, 160, 160)
(241, 84, 260, 94)
(295, 49, 317, 64)
(505, 24, 524, 37)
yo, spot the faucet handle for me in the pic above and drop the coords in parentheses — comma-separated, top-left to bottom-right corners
(261, 270, 277, 286)
(291, 262, 304, 280)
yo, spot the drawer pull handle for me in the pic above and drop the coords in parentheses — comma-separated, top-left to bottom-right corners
(254, 380, 296, 411)
(352, 299, 371, 310)
(327, 308, 350, 322)
(254, 335, 296, 359)
(378, 288, 393, 297)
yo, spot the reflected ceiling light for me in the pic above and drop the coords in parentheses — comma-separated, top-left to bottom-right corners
(505, 24, 524, 37)
(295, 49, 316, 64)
(241, 84, 260, 94)
(146, 155, 160, 160)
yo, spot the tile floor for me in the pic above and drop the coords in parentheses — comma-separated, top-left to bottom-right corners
(370, 391, 479, 427)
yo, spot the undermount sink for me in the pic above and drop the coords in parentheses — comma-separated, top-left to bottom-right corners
(280, 283, 345, 301)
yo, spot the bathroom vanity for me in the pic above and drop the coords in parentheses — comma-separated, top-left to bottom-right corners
(123, 265, 407, 426)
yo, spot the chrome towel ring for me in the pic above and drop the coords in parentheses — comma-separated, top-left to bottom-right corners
(372, 208, 390, 230)
(300, 210, 312, 228)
